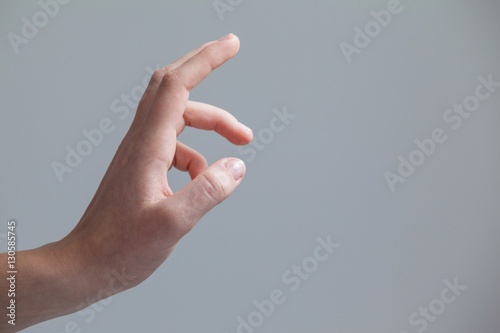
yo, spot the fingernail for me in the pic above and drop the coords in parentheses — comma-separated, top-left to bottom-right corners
(225, 158, 245, 181)
(239, 122, 253, 133)
(218, 33, 234, 42)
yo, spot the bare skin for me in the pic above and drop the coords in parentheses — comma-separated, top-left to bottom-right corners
(0, 33, 252, 332)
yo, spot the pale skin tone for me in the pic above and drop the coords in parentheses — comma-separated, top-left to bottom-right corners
(0, 34, 252, 332)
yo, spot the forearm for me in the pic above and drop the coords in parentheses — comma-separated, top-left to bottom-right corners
(0, 242, 98, 332)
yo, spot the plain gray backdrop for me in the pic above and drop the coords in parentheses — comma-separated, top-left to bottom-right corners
(1, 1, 500, 332)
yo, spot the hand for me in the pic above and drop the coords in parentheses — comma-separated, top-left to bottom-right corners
(0, 33, 252, 332)
(64, 32, 252, 287)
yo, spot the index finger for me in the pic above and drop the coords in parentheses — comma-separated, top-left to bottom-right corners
(174, 33, 240, 91)
(139, 34, 240, 164)
(127, 40, 220, 135)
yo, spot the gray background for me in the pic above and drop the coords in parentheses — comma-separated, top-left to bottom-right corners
(1, 0, 500, 332)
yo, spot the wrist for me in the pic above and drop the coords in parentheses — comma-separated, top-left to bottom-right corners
(44, 236, 107, 306)
(51, 232, 139, 307)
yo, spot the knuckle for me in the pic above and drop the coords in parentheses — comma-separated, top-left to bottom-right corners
(162, 64, 175, 72)
(160, 70, 183, 88)
(197, 173, 226, 204)
(149, 70, 165, 86)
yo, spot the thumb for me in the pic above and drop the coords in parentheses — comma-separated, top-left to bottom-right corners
(171, 158, 246, 224)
